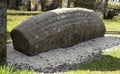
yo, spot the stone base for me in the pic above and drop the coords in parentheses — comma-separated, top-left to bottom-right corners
(7, 36, 120, 73)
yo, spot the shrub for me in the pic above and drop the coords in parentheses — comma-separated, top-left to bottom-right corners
(113, 15, 120, 22)
(108, 2, 120, 10)
(106, 2, 120, 19)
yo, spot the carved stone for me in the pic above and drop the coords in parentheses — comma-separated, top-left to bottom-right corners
(11, 8, 106, 56)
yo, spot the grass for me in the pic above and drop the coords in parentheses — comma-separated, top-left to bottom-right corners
(65, 47, 120, 74)
(7, 15, 32, 32)
(0, 66, 35, 74)
(7, 9, 41, 15)
(104, 19, 120, 36)
(104, 20, 120, 31)
(5, 9, 120, 74)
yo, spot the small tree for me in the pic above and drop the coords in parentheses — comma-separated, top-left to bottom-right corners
(0, 0, 7, 65)
(40, 0, 45, 11)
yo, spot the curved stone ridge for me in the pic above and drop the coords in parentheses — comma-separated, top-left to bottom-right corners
(10, 8, 106, 56)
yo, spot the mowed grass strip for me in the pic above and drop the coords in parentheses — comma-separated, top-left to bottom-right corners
(104, 20, 120, 31)
(0, 65, 35, 74)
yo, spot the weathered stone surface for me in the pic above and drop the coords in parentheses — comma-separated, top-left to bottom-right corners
(0, 0, 7, 64)
(11, 8, 106, 56)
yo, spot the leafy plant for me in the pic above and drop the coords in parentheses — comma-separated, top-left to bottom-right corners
(113, 15, 120, 22)
(108, 2, 120, 10)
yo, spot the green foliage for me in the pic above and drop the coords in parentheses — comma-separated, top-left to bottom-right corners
(0, 66, 35, 74)
(113, 15, 120, 22)
(108, 2, 120, 10)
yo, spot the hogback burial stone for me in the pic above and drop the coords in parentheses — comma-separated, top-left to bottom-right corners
(10, 8, 106, 56)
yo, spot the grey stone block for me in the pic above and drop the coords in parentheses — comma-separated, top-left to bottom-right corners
(10, 8, 106, 56)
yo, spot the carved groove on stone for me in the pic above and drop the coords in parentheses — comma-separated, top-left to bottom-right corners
(11, 8, 106, 56)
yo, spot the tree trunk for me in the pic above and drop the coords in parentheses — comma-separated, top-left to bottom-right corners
(103, 0, 108, 18)
(0, 0, 7, 65)
(31, 0, 38, 11)
(94, 0, 108, 18)
(40, 0, 45, 11)
(62, 0, 71, 8)
(67, 0, 71, 7)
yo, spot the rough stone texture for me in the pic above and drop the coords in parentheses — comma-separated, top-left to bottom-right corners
(0, 0, 7, 64)
(7, 36, 120, 73)
(11, 8, 106, 56)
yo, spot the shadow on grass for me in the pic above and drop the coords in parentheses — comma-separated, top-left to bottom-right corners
(106, 31, 120, 35)
(7, 13, 40, 16)
(75, 55, 120, 71)
(7, 31, 11, 40)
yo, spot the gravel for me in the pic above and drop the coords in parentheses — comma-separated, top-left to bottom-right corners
(7, 36, 120, 73)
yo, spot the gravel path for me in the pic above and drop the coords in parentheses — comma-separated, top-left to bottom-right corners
(7, 36, 120, 73)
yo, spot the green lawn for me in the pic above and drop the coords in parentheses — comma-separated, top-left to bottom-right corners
(104, 20, 120, 31)
(5, 9, 120, 74)
(104, 20, 120, 36)
(7, 15, 32, 32)
(0, 66, 35, 74)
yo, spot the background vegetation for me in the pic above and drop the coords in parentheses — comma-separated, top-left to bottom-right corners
(108, 2, 120, 10)
(0, 66, 35, 74)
